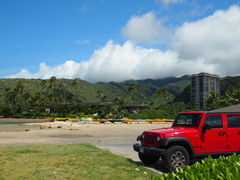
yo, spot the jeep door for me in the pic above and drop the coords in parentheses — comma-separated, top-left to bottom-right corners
(226, 114, 240, 152)
(200, 114, 227, 153)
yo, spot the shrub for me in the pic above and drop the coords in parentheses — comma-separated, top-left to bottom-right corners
(39, 113, 49, 118)
(21, 112, 33, 118)
(157, 154, 240, 180)
(49, 113, 64, 118)
(66, 113, 77, 118)
(128, 109, 165, 119)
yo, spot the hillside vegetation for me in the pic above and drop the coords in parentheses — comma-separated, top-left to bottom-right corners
(174, 75, 240, 105)
(0, 76, 191, 107)
(1, 75, 240, 119)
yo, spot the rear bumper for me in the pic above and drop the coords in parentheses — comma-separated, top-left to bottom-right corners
(133, 143, 166, 156)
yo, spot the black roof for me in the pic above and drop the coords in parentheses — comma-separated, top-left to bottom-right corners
(179, 111, 240, 114)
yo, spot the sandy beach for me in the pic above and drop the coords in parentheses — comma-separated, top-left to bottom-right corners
(0, 120, 172, 162)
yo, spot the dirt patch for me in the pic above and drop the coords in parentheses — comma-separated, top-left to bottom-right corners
(0, 121, 173, 162)
(0, 124, 43, 132)
(0, 118, 45, 123)
(48, 134, 93, 138)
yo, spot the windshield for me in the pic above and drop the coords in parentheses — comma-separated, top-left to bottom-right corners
(172, 113, 202, 127)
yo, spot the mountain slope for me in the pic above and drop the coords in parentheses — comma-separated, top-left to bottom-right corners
(173, 76, 240, 105)
(0, 76, 191, 106)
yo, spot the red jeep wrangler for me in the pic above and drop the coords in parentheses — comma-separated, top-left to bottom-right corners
(133, 111, 240, 171)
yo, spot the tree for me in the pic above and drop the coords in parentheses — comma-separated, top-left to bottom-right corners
(155, 88, 170, 105)
(4, 80, 26, 116)
(4, 88, 17, 110)
(72, 78, 79, 87)
(114, 94, 126, 107)
(48, 76, 57, 104)
(16, 80, 24, 95)
(128, 83, 137, 92)
(32, 91, 46, 112)
(58, 81, 67, 104)
(191, 98, 199, 110)
(205, 90, 220, 110)
(22, 92, 32, 112)
(232, 89, 240, 103)
(128, 83, 138, 103)
(41, 80, 47, 90)
(50, 76, 57, 84)
(96, 90, 103, 99)
(140, 95, 147, 104)
(100, 95, 109, 102)
(67, 93, 75, 105)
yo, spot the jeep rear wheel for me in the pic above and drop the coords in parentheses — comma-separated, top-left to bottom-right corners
(163, 146, 189, 171)
(138, 152, 160, 165)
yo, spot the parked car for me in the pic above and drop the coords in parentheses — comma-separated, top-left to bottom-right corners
(133, 111, 240, 171)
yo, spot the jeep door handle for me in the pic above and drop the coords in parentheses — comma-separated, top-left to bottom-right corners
(219, 132, 225, 136)
(238, 131, 240, 135)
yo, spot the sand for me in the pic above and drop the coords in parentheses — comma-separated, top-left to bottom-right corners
(0, 120, 172, 162)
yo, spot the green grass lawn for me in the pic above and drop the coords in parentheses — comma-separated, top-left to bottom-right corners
(0, 144, 158, 180)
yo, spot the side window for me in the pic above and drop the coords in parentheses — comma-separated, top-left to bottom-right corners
(227, 115, 240, 128)
(204, 115, 223, 128)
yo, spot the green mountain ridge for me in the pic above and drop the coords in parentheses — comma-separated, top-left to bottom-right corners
(173, 75, 240, 105)
(1, 75, 240, 109)
(0, 76, 191, 107)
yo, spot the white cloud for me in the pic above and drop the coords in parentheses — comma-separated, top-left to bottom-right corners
(5, 40, 214, 82)
(79, 6, 92, 12)
(173, 5, 240, 76)
(7, 61, 81, 80)
(74, 40, 90, 44)
(121, 11, 171, 44)
(5, 5, 240, 82)
(6, 69, 37, 79)
(160, 0, 185, 6)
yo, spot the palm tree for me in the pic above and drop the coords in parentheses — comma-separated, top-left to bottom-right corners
(128, 83, 137, 103)
(128, 83, 137, 92)
(4, 80, 25, 115)
(114, 94, 126, 107)
(233, 89, 240, 103)
(141, 95, 147, 104)
(58, 81, 67, 104)
(205, 90, 220, 110)
(155, 88, 170, 105)
(22, 92, 32, 112)
(72, 78, 79, 87)
(4, 88, 18, 110)
(41, 80, 47, 90)
(49, 76, 57, 104)
(16, 80, 24, 95)
(67, 93, 75, 104)
(96, 90, 103, 100)
(191, 98, 199, 110)
(101, 95, 108, 102)
(50, 76, 57, 84)
(16, 80, 25, 114)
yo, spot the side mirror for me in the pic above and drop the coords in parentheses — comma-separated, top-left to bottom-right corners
(136, 135, 141, 141)
(202, 123, 212, 133)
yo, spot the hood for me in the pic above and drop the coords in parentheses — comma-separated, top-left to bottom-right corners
(145, 126, 198, 137)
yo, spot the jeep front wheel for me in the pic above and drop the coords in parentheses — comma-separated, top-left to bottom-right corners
(138, 152, 160, 165)
(163, 146, 189, 171)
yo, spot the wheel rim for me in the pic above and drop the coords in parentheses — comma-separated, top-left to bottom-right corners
(170, 151, 185, 168)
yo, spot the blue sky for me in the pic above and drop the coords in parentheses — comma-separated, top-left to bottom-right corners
(1, 0, 240, 82)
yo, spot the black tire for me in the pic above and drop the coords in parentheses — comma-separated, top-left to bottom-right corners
(138, 152, 160, 165)
(163, 146, 189, 171)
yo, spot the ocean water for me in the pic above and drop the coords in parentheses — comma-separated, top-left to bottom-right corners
(0, 122, 31, 125)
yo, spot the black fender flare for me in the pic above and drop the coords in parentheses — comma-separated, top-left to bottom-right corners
(159, 137, 196, 156)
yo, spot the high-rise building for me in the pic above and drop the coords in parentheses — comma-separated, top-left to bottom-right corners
(191, 72, 220, 109)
